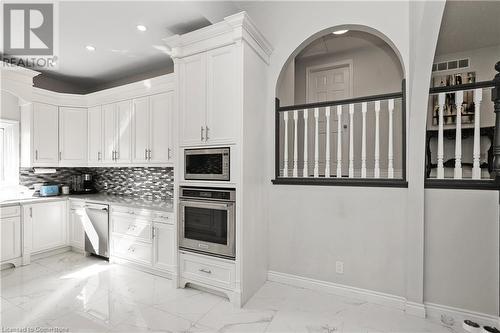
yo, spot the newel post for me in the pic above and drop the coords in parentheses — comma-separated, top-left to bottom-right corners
(492, 62, 500, 183)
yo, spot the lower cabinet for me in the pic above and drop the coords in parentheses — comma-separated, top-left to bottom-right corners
(110, 205, 175, 274)
(1, 205, 22, 263)
(24, 200, 67, 254)
(69, 200, 85, 250)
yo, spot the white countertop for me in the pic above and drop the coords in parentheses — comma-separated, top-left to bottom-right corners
(0, 193, 173, 212)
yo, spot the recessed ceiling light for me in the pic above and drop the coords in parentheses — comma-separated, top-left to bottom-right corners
(85, 45, 96, 52)
(333, 29, 349, 35)
(136, 24, 147, 32)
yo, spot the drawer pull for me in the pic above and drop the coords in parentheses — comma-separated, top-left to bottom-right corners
(199, 268, 212, 274)
(128, 211, 135, 215)
(128, 246, 136, 252)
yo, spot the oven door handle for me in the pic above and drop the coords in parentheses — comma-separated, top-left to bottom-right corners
(180, 200, 234, 210)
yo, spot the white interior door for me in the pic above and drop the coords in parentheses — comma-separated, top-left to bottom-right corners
(59, 107, 88, 166)
(132, 97, 150, 163)
(33, 103, 59, 166)
(88, 106, 103, 164)
(307, 63, 351, 175)
(150, 92, 173, 164)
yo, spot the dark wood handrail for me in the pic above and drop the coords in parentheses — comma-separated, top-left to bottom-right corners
(276, 91, 403, 112)
(429, 80, 496, 94)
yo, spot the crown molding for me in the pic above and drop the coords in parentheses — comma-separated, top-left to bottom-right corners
(1, 65, 40, 104)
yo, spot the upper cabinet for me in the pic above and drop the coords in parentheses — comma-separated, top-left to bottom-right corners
(100, 101, 132, 165)
(178, 46, 237, 146)
(32, 103, 59, 166)
(133, 92, 174, 164)
(59, 107, 88, 166)
(88, 106, 103, 164)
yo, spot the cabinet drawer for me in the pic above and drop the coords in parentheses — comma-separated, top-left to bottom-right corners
(111, 205, 154, 218)
(112, 216, 152, 241)
(1, 205, 20, 218)
(152, 211, 174, 224)
(111, 237, 152, 265)
(180, 251, 235, 290)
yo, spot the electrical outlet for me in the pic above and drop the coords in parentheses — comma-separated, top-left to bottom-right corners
(336, 261, 344, 274)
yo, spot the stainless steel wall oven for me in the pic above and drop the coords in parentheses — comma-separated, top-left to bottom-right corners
(179, 187, 235, 259)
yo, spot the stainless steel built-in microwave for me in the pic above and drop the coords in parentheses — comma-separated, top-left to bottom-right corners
(184, 148, 230, 181)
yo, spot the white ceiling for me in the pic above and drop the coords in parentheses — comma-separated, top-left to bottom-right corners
(436, 0, 500, 56)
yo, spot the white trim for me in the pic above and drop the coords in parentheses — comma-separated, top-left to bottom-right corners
(425, 302, 499, 328)
(305, 59, 354, 104)
(267, 270, 406, 310)
(268, 270, 500, 326)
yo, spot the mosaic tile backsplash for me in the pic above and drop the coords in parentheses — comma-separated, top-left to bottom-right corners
(20, 167, 174, 200)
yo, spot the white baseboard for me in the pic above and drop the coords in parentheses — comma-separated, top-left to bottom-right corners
(425, 302, 499, 328)
(267, 270, 406, 310)
(267, 270, 499, 326)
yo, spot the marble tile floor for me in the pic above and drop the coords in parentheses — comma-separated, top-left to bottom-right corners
(0, 251, 458, 333)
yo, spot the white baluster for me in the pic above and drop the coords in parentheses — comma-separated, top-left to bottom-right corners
(293, 110, 298, 177)
(437, 93, 445, 179)
(314, 107, 319, 177)
(325, 107, 331, 177)
(388, 99, 394, 179)
(283, 112, 289, 177)
(472, 89, 482, 179)
(361, 102, 367, 178)
(349, 104, 354, 178)
(374, 101, 380, 178)
(454, 91, 463, 179)
(337, 105, 342, 178)
(303, 109, 309, 177)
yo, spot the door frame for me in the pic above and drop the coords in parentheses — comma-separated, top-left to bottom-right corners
(305, 59, 354, 103)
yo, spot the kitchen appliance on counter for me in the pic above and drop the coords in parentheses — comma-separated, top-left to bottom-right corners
(83, 203, 109, 259)
(179, 186, 235, 259)
(39, 183, 59, 197)
(184, 147, 230, 181)
(71, 173, 97, 194)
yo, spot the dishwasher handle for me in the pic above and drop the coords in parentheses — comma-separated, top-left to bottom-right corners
(84, 204, 108, 211)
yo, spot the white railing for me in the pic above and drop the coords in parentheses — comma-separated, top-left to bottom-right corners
(427, 82, 496, 181)
(275, 90, 405, 183)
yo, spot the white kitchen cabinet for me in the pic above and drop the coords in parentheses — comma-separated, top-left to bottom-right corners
(69, 202, 85, 250)
(102, 103, 116, 163)
(178, 46, 237, 146)
(152, 222, 175, 272)
(59, 107, 88, 166)
(1, 206, 22, 263)
(25, 200, 67, 254)
(33, 103, 59, 166)
(205, 45, 237, 144)
(132, 93, 173, 164)
(88, 106, 103, 164)
(115, 100, 133, 164)
(179, 53, 207, 146)
(132, 97, 150, 163)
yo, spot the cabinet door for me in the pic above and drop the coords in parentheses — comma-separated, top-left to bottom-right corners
(132, 97, 150, 163)
(69, 209, 85, 250)
(59, 107, 88, 166)
(150, 92, 173, 164)
(1, 217, 21, 262)
(33, 103, 59, 166)
(31, 201, 67, 253)
(115, 100, 133, 164)
(152, 222, 175, 272)
(179, 53, 206, 146)
(88, 106, 103, 164)
(102, 103, 116, 163)
(206, 46, 237, 144)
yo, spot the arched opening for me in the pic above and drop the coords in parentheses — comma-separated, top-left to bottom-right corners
(425, 1, 500, 182)
(274, 27, 406, 185)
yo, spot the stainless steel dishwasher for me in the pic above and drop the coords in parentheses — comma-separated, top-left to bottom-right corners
(84, 203, 109, 259)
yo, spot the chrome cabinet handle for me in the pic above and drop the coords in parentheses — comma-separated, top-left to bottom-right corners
(168, 148, 171, 160)
(98, 152, 101, 161)
(152, 226, 155, 239)
(145, 148, 148, 160)
(35, 150, 38, 160)
(59, 151, 62, 160)
(201, 126, 204, 141)
(199, 268, 212, 274)
(205, 126, 209, 141)
(148, 149, 151, 160)
(29, 207, 32, 218)
(112, 151, 115, 161)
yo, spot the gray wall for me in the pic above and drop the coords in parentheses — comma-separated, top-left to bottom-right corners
(424, 189, 499, 315)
